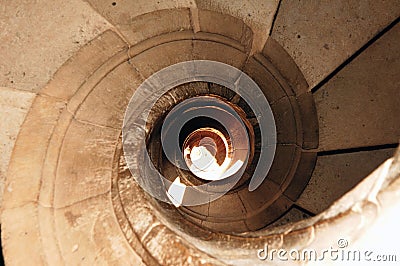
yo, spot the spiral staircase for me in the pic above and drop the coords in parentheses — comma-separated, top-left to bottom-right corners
(0, 1, 399, 265)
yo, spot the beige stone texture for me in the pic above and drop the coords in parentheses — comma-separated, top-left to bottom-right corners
(316, 23, 400, 151)
(0, 87, 35, 204)
(195, 0, 280, 53)
(129, 40, 194, 79)
(0, 0, 112, 92)
(2, 95, 66, 209)
(111, 8, 193, 46)
(192, 40, 247, 67)
(54, 119, 119, 208)
(283, 151, 317, 201)
(197, 9, 253, 49)
(0, 0, 399, 265)
(1, 203, 44, 265)
(242, 57, 289, 104)
(297, 148, 395, 214)
(84, 0, 194, 45)
(75, 62, 142, 129)
(261, 37, 309, 94)
(85, 0, 195, 25)
(37, 205, 64, 264)
(84, 0, 280, 53)
(272, 0, 400, 88)
(54, 193, 143, 265)
(41, 30, 128, 100)
(38, 110, 73, 208)
(270, 96, 299, 145)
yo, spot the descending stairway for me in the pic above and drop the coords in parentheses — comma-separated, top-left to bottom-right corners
(0, 1, 399, 265)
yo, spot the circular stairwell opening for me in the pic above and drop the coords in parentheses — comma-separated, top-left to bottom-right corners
(121, 58, 319, 234)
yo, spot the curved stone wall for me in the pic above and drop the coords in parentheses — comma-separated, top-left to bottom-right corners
(1, 1, 399, 265)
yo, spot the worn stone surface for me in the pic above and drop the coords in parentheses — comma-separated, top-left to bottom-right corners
(84, 0, 194, 46)
(1, 203, 44, 265)
(207, 192, 246, 220)
(192, 40, 247, 67)
(129, 40, 193, 79)
(197, 9, 253, 50)
(54, 119, 119, 208)
(54, 193, 143, 265)
(267, 144, 300, 186)
(270, 96, 299, 145)
(84, 0, 194, 26)
(37, 206, 64, 264)
(38, 110, 73, 208)
(75, 62, 142, 129)
(1, 1, 399, 265)
(242, 57, 288, 104)
(41, 30, 127, 100)
(0, 87, 35, 203)
(272, 0, 400, 88)
(316, 23, 400, 151)
(113, 8, 193, 45)
(295, 93, 319, 150)
(0, 0, 112, 92)
(195, 0, 280, 53)
(283, 151, 317, 202)
(2, 95, 66, 209)
(262, 37, 309, 94)
(238, 179, 280, 213)
(297, 148, 395, 214)
(85, 0, 280, 53)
